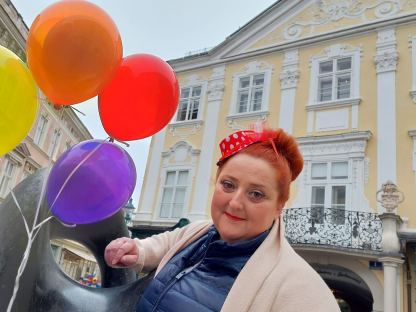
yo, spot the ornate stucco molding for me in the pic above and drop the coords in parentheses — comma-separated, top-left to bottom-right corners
(374, 28, 398, 73)
(207, 65, 225, 102)
(161, 141, 201, 166)
(226, 111, 269, 130)
(374, 51, 399, 72)
(168, 120, 203, 139)
(280, 50, 300, 90)
(284, 0, 402, 40)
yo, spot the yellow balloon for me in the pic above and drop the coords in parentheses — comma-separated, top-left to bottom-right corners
(0, 46, 38, 156)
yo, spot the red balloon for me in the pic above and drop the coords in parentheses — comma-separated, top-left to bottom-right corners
(98, 54, 180, 141)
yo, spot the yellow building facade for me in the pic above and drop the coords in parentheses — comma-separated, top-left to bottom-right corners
(134, 1, 416, 311)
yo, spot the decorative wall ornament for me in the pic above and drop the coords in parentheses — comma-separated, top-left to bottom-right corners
(376, 180, 404, 213)
(207, 79, 225, 102)
(207, 66, 225, 102)
(161, 141, 200, 166)
(284, 0, 402, 40)
(280, 69, 300, 89)
(168, 120, 203, 139)
(241, 60, 274, 74)
(226, 112, 269, 130)
(185, 74, 203, 86)
(374, 28, 398, 73)
(374, 51, 399, 72)
(280, 49, 300, 89)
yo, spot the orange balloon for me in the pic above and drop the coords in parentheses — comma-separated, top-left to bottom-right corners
(27, 0, 123, 105)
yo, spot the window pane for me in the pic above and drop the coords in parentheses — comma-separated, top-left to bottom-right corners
(177, 171, 188, 185)
(190, 99, 199, 120)
(172, 204, 183, 218)
(160, 203, 170, 218)
(180, 88, 190, 99)
(311, 186, 325, 224)
(331, 185, 346, 224)
(319, 78, 332, 101)
(251, 90, 263, 111)
(311, 163, 327, 180)
(331, 162, 348, 179)
(239, 77, 250, 89)
(311, 186, 325, 206)
(332, 186, 346, 208)
(165, 172, 176, 185)
(337, 75, 351, 99)
(192, 86, 201, 97)
(161, 187, 173, 204)
(176, 100, 188, 121)
(337, 57, 352, 71)
(253, 74, 264, 86)
(174, 187, 186, 202)
(238, 92, 249, 113)
(319, 60, 333, 74)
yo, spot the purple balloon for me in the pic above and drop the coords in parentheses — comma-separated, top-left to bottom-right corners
(46, 140, 136, 224)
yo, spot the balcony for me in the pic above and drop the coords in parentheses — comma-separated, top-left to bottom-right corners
(283, 207, 382, 252)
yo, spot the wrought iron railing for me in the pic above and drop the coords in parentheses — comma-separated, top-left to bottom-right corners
(283, 207, 382, 252)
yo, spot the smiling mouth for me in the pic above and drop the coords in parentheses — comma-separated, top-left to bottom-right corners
(225, 211, 245, 221)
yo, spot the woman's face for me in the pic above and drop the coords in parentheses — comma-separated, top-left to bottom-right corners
(211, 153, 281, 243)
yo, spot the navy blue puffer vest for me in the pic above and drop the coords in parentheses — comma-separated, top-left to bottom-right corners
(136, 226, 268, 312)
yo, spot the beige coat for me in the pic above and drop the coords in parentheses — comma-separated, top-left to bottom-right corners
(134, 217, 340, 312)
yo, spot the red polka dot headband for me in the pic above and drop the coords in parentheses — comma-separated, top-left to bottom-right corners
(217, 130, 280, 164)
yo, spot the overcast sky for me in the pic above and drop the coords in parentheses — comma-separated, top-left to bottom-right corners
(11, 0, 276, 206)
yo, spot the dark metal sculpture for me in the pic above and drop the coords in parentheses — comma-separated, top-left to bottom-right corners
(0, 169, 153, 312)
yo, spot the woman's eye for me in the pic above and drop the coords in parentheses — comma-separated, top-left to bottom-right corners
(221, 180, 234, 191)
(249, 191, 264, 201)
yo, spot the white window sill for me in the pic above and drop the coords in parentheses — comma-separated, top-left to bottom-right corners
(226, 110, 270, 122)
(306, 98, 361, 111)
(169, 119, 203, 128)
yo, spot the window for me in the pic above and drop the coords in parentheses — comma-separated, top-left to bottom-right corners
(0, 159, 15, 198)
(160, 170, 189, 218)
(33, 115, 48, 145)
(236, 74, 265, 113)
(310, 162, 348, 224)
(318, 57, 351, 102)
(176, 86, 201, 121)
(48, 129, 61, 158)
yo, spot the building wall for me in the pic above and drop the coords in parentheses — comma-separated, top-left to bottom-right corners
(135, 1, 416, 310)
(0, 0, 92, 204)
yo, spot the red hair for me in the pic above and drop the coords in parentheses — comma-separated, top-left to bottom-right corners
(217, 128, 303, 208)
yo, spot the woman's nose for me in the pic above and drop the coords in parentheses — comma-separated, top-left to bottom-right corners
(229, 191, 244, 209)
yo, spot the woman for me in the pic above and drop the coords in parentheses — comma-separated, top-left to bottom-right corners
(105, 127, 340, 312)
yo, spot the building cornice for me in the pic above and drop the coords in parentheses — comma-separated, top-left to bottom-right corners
(297, 131, 373, 145)
(170, 13, 416, 73)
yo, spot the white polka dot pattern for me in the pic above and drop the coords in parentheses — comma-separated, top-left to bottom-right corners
(217, 130, 258, 163)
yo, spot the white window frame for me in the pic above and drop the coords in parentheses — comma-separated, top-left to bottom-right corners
(308, 45, 360, 109)
(48, 129, 61, 159)
(309, 161, 350, 224)
(292, 131, 372, 213)
(0, 158, 16, 198)
(33, 114, 49, 146)
(176, 85, 203, 122)
(172, 80, 206, 126)
(156, 166, 192, 221)
(229, 61, 272, 119)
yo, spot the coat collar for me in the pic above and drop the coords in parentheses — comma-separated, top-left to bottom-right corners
(221, 216, 284, 312)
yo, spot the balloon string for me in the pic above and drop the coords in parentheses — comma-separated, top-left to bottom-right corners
(9, 189, 30, 237)
(7, 138, 109, 311)
(49, 138, 108, 211)
(6, 165, 51, 312)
